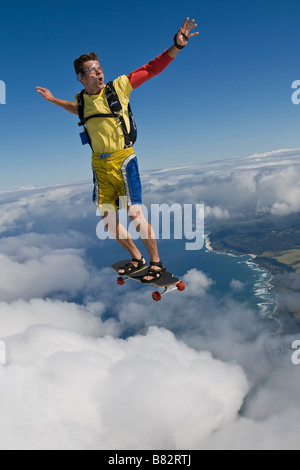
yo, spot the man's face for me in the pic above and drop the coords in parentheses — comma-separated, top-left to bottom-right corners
(80, 60, 105, 94)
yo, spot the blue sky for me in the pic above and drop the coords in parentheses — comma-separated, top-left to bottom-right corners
(1, 0, 300, 189)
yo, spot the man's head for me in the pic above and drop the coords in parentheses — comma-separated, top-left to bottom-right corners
(74, 52, 105, 94)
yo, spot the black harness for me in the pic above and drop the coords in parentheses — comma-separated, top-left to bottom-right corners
(77, 81, 137, 151)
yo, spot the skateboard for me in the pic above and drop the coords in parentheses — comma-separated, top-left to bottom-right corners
(111, 260, 186, 302)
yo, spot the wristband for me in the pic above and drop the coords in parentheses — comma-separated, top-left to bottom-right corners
(173, 33, 185, 50)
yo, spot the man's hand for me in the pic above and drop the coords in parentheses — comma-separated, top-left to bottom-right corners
(175, 18, 199, 48)
(167, 18, 199, 58)
(35, 86, 78, 114)
(35, 86, 55, 102)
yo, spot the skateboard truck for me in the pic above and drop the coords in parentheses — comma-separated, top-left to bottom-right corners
(152, 281, 186, 302)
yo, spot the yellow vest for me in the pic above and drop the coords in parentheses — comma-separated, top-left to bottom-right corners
(75, 75, 133, 156)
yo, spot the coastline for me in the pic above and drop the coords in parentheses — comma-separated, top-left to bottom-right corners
(205, 233, 282, 335)
(205, 234, 214, 252)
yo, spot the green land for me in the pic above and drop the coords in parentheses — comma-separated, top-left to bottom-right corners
(208, 213, 300, 330)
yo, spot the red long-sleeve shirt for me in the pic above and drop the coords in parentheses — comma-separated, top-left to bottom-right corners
(127, 50, 174, 89)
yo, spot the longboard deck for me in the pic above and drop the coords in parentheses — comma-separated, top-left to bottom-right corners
(111, 259, 185, 302)
(111, 260, 180, 287)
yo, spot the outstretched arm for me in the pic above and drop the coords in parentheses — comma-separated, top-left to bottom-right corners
(35, 87, 78, 115)
(127, 18, 198, 89)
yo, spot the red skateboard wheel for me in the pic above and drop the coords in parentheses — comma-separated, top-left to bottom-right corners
(117, 277, 125, 286)
(177, 281, 186, 292)
(152, 291, 162, 302)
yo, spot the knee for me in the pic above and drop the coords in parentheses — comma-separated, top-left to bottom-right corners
(101, 211, 117, 234)
(101, 212, 109, 231)
(128, 205, 144, 221)
(128, 207, 144, 233)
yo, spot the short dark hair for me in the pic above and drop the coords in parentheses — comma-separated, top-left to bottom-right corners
(74, 52, 99, 75)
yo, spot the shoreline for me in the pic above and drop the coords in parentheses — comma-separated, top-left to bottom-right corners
(205, 234, 214, 252)
(205, 233, 282, 335)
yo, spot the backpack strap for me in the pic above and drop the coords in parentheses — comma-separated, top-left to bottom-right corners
(106, 81, 132, 148)
(77, 90, 92, 149)
(77, 90, 86, 127)
(77, 82, 137, 150)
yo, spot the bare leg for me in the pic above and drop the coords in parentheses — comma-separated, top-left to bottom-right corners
(101, 211, 145, 272)
(102, 207, 163, 280)
(128, 205, 163, 281)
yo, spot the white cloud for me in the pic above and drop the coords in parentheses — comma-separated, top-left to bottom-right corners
(143, 148, 300, 218)
(230, 279, 246, 292)
(0, 182, 93, 236)
(257, 166, 300, 216)
(0, 148, 300, 449)
(0, 326, 248, 450)
(0, 249, 89, 302)
(0, 298, 114, 338)
(205, 345, 300, 450)
(182, 268, 214, 297)
(205, 205, 230, 220)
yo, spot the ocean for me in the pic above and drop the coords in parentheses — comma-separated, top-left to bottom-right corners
(89, 232, 278, 333)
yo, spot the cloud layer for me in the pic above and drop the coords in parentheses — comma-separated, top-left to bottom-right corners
(0, 148, 300, 449)
(0, 322, 248, 450)
(143, 148, 300, 219)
